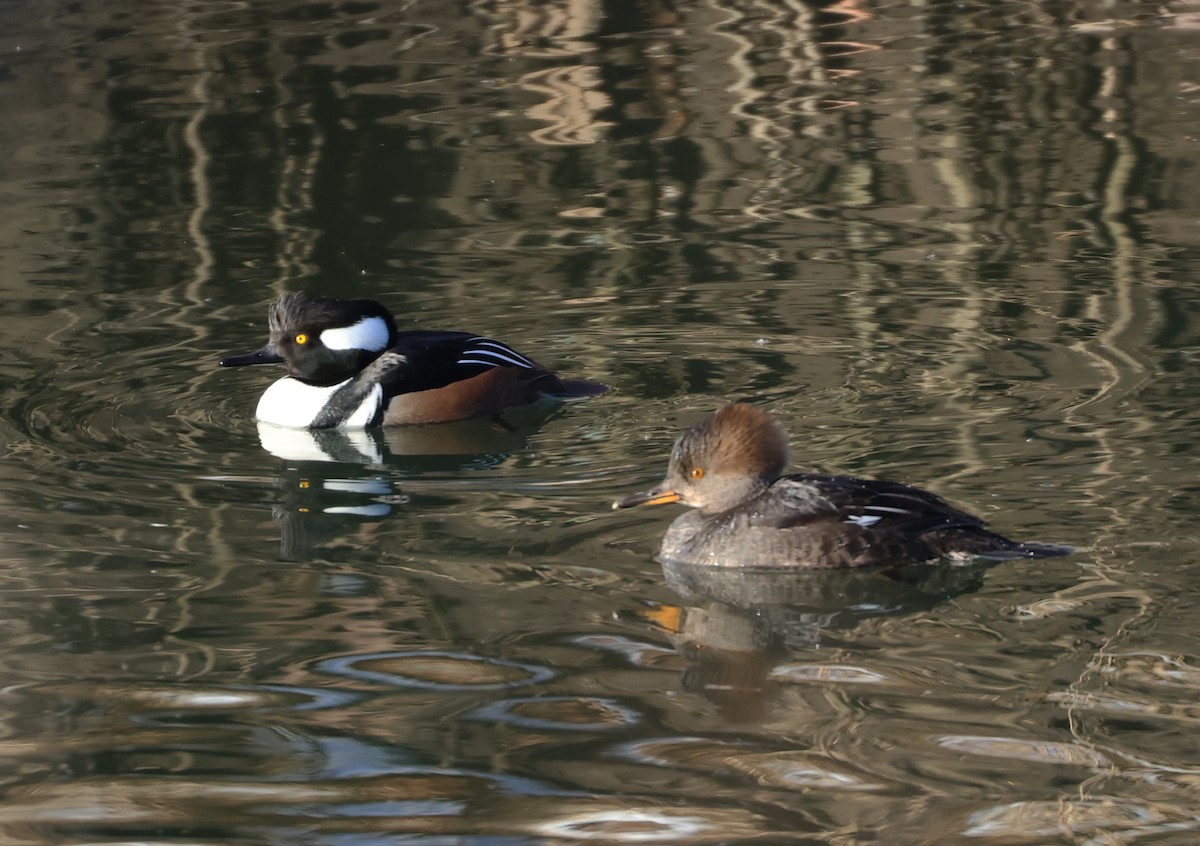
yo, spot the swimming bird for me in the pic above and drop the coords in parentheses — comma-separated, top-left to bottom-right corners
(220, 292, 606, 428)
(614, 403, 1069, 568)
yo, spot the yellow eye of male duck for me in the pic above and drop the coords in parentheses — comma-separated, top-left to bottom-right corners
(295, 333, 308, 345)
(690, 467, 704, 479)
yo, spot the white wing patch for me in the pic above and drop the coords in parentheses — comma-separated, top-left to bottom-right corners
(457, 338, 536, 369)
(845, 514, 883, 528)
(321, 316, 391, 352)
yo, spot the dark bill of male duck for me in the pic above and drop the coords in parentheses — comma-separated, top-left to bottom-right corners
(614, 403, 1071, 569)
(219, 292, 607, 429)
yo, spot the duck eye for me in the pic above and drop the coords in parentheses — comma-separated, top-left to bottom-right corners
(295, 333, 308, 345)
(690, 467, 704, 480)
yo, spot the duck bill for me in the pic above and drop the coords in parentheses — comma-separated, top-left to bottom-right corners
(219, 343, 284, 368)
(613, 484, 682, 510)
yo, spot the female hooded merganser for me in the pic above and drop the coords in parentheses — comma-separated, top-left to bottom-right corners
(220, 292, 607, 428)
(614, 403, 1070, 569)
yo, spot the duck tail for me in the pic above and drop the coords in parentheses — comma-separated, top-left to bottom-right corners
(546, 377, 610, 399)
(931, 528, 1072, 561)
(1005, 540, 1074, 559)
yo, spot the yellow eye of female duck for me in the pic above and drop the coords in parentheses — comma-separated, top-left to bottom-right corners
(690, 467, 704, 480)
(295, 333, 308, 345)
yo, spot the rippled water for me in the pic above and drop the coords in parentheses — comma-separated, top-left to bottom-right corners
(3, 0, 1200, 842)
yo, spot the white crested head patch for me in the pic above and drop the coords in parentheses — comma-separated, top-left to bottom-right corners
(321, 315, 391, 352)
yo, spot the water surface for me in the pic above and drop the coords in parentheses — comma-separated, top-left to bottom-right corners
(2, 1, 1200, 842)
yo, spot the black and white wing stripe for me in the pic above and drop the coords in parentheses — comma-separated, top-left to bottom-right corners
(780, 474, 988, 533)
(456, 337, 538, 369)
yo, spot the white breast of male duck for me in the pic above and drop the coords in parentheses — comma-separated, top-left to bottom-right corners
(255, 377, 383, 429)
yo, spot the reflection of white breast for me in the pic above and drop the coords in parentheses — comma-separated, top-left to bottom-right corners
(256, 421, 383, 463)
(255, 376, 381, 428)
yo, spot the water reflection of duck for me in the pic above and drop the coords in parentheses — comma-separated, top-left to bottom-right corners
(645, 560, 992, 722)
(257, 400, 568, 560)
(662, 558, 990, 633)
(255, 412, 547, 464)
(615, 403, 1070, 569)
(220, 292, 606, 429)
(263, 412, 558, 559)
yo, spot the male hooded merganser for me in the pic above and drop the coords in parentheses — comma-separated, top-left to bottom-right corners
(614, 403, 1070, 568)
(219, 292, 607, 428)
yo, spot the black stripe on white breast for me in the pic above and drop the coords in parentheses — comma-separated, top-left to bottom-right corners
(456, 338, 537, 369)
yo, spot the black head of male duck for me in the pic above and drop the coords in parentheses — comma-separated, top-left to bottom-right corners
(614, 403, 1070, 569)
(220, 292, 607, 428)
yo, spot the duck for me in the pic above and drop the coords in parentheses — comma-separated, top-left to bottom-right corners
(613, 403, 1070, 568)
(219, 292, 607, 428)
